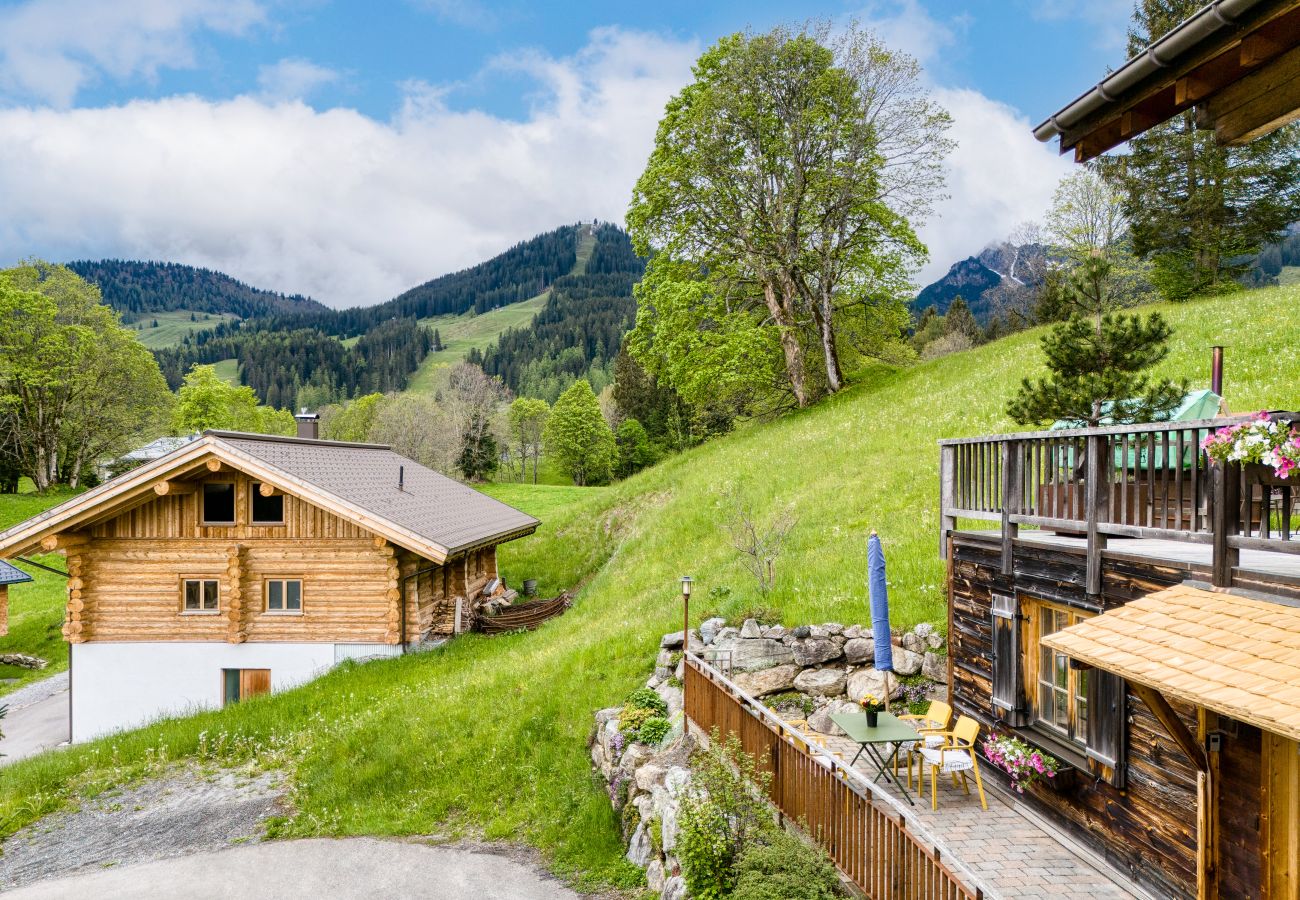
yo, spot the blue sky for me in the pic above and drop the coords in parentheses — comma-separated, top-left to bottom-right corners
(0, 0, 1135, 307)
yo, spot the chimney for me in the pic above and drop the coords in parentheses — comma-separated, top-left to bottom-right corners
(294, 408, 320, 440)
(1211, 346, 1224, 397)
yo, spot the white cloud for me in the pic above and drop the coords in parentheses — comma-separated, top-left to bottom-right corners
(0, 0, 265, 107)
(1027, 0, 1133, 50)
(257, 58, 340, 102)
(0, 28, 699, 307)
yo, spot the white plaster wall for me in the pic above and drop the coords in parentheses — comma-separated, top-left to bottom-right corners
(70, 642, 389, 742)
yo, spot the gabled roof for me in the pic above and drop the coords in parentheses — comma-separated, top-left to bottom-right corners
(0, 431, 539, 564)
(1043, 584, 1300, 742)
(0, 560, 33, 586)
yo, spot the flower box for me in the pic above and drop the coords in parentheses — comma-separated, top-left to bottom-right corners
(1202, 413, 1300, 481)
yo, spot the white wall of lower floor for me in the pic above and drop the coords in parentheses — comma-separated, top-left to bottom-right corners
(70, 641, 402, 742)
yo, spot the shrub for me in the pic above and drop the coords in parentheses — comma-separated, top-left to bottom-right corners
(637, 716, 672, 746)
(725, 606, 782, 627)
(731, 826, 843, 900)
(619, 706, 655, 736)
(625, 687, 669, 717)
(763, 691, 814, 717)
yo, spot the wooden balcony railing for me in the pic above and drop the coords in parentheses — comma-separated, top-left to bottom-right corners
(684, 655, 979, 900)
(938, 413, 1300, 592)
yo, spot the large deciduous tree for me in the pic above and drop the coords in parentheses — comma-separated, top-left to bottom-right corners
(0, 261, 173, 490)
(1099, 0, 1300, 300)
(173, 364, 295, 436)
(627, 24, 946, 411)
(544, 380, 615, 486)
(508, 397, 550, 484)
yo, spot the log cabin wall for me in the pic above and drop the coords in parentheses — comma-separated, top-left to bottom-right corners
(1216, 720, 1263, 898)
(949, 533, 1201, 899)
(77, 472, 397, 644)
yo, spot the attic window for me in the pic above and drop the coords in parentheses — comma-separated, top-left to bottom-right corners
(250, 485, 284, 524)
(202, 483, 236, 524)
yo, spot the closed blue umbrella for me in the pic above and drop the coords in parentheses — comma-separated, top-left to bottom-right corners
(868, 530, 893, 672)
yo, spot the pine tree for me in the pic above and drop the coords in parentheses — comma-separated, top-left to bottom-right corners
(1099, 0, 1300, 299)
(432, 328, 443, 352)
(1007, 257, 1186, 426)
(456, 412, 499, 482)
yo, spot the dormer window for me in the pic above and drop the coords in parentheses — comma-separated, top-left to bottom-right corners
(250, 484, 284, 524)
(201, 483, 236, 524)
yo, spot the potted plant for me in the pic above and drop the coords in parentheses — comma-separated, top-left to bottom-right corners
(982, 731, 1061, 793)
(1202, 412, 1300, 484)
(859, 692, 885, 728)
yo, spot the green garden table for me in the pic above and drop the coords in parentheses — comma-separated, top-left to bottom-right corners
(830, 711, 920, 805)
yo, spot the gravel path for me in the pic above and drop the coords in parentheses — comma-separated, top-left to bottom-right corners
(0, 672, 67, 711)
(0, 765, 286, 891)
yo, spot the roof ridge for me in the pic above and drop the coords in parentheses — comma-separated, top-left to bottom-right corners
(206, 430, 391, 450)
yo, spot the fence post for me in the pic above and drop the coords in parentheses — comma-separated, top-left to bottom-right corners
(1085, 434, 1109, 597)
(1000, 441, 1021, 576)
(940, 444, 956, 559)
(1211, 461, 1240, 588)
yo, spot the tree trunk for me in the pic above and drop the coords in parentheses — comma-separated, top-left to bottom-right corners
(762, 281, 809, 407)
(815, 288, 844, 394)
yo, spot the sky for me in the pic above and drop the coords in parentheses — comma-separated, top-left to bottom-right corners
(0, 0, 1137, 308)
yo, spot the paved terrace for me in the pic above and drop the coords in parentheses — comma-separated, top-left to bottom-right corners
(799, 724, 1153, 900)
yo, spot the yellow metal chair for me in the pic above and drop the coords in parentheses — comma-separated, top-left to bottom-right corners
(916, 715, 988, 811)
(894, 700, 953, 785)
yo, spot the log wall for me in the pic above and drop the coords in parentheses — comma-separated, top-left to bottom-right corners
(949, 534, 1200, 899)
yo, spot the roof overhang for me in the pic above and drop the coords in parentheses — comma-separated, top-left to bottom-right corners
(1036, 0, 1300, 161)
(1043, 584, 1300, 742)
(0, 435, 462, 564)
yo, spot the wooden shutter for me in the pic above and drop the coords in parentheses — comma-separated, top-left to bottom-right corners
(1086, 669, 1127, 788)
(240, 669, 271, 700)
(991, 593, 1028, 726)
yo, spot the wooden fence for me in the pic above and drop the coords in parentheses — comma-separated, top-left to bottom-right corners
(684, 655, 979, 900)
(938, 413, 1300, 592)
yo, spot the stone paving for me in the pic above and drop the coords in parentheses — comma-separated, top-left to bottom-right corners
(807, 728, 1150, 900)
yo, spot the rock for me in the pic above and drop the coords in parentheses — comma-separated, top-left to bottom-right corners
(0, 653, 48, 670)
(927, 631, 945, 650)
(635, 763, 667, 793)
(843, 637, 874, 665)
(699, 616, 726, 645)
(655, 682, 684, 718)
(653, 667, 670, 683)
(824, 622, 844, 635)
(595, 706, 622, 729)
(674, 658, 685, 680)
(626, 821, 652, 867)
(662, 875, 687, 900)
(846, 668, 900, 704)
(659, 630, 698, 650)
(760, 624, 786, 640)
(620, 743, 654, 775)
(716, 626, 739, 642)
(791, 637, 842, 667)
(792, 625, 812, 639)
(844, 624, 863, 639)
(708, 637, 795, 672)
(923, 651, 947, 682)
(739, 618, 762, 639)
(808, 699, 860, 736)
(646, 859, 665, 893)
(655, 648, 673, 667)
(914, 622, 935, 639)
(901, 631, 926, 654)
(808, 625, 830, 639)
(793, 667, 847, 697)
(732, 664, 798, 697)
(892, 646, 924, 676)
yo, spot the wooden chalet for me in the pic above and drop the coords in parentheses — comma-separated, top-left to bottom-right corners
(0, 419, 538, 741)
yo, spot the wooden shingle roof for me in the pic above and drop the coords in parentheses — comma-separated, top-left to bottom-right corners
(1042, 584, 1300, 742)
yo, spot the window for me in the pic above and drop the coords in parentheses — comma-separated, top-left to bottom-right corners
(182, 579, 220, 612)
(266, 578, 302, 613)
(202, 483, 236, 524)
(1035, 605, 1089, 746)
(250, 484, 284, 524)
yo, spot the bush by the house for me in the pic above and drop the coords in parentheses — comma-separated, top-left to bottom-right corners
(625, 687, 669, 717)
(731, 826, 843, 900)
(636, 716, 672, 746)
(619, 706, 656, 736)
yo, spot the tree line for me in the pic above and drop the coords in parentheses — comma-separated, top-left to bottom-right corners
(66, 259, 325, 318)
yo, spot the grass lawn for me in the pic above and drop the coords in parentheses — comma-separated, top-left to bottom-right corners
(128, 310, 239, 349)
(211, 358, 241, 387)
(0, 285, 1298, 887)
(0, 487, 81, 697)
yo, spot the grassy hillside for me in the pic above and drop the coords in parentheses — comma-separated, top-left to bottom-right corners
(1, 286, 1297, 887)
(128, 310, 240, 349)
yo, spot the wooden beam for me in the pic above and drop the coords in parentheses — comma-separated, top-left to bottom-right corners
(153, 480, 197, 496)
(39, 531, 89, 552)
(205, 458, 223, 473)
(1208, 43, 1300, 144)
(257, 482, 278, 498)
(1131, 681, 1209, 772)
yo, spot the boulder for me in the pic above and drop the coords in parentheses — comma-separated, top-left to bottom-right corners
(792, 625, 812, 639)
(824, 622, 844, 635)
(715, 626, 739, 642)
(659, 630, 699, 650)
(732, 664, 798, 697)
(791, 637, 842, 667)
(914, 622, 935, 639)
(927, 631, 945, 650)
(892, 646, 924, 676)
(923, 651, 947, 683)
(808, 625, 830, 639)
(652, 667, 670, 683)
(739, 618, 762, 639)
(655, 648, 674, 667)
(761, 624, 786, 640)
(699, 616, 726, 645)
(843, 637, 874, 665)
(808, 699, 860, 736)
(846, 668, 900, 704)
(901, 631, 927, 654)
(626, 821, 652, 867)
(635, 763, 667, 793)
(844, 624, 863, 639)
(662, 875, 687, 900)
(793, 667, 847, 697)
(708, 636, 794, 672)
(620, 742, 654, 775)
(646, 859, 665, 893)
(655, 683, 683, 719)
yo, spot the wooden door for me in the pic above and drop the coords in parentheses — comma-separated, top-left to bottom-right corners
(239, 669, 271, 700)
(1263, 733, 1299, 900)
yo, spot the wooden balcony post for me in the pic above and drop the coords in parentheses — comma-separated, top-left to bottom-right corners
(1211, 461, 1240, 588)
(1085, 434, 1109, 597)
(1000, 441, 1021, 575)
(939, 444, 956, 559)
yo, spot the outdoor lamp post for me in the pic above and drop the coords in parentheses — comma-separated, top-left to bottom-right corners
(681, 575, 693, 717)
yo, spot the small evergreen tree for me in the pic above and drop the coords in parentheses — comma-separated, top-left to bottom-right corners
(432, 328, 443, 352)
(544, 380, 615, 486)
(1007, 257, 1186, 426)
(456, 412, 499, 482)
